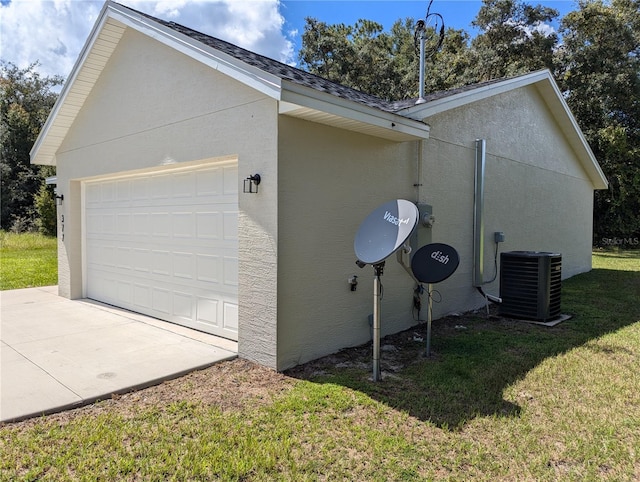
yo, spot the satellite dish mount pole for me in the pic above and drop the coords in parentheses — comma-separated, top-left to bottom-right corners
(372, 262, 385, 382)
(426, 283, 433, 356)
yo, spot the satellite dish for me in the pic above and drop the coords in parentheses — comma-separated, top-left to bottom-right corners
(353, 199, 419, 382)
(411, 243, 460, 284)
(354, 199, 419, 265)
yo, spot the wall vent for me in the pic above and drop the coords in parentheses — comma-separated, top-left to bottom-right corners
(499, 251, 562, 322)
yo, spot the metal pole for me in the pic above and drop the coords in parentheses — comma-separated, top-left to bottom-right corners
(473, 139, 486, 287)
(416, 27, 426, 105)
(426, 283, 433, 356)
(372, 263, 384, 381)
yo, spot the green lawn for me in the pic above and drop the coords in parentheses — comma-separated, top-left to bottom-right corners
(1, 250, 638, 480)
(0, 232, 57, 290)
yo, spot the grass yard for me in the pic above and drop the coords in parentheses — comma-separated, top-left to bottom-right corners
(0, 250, 638, 480)
(0, 232, 57, 290)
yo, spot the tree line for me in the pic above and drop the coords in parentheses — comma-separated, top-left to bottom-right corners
(299, 0, 639, 244)
(1, 0, 638, 243)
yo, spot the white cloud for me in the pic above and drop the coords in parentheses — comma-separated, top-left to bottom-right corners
(0, 0, 294, 80)
(503, 18, 557, 41)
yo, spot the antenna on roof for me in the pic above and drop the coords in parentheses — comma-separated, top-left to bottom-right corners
(414, 0, 445, 105)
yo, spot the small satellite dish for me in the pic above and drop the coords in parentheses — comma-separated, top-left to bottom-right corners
(354, 199, 419, 265)
(411, 242, 460, 284)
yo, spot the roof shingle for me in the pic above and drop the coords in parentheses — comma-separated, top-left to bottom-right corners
(121, 3, 516, 117)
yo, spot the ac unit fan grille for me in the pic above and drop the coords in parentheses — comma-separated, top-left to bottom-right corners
(499, 251, 561, 322)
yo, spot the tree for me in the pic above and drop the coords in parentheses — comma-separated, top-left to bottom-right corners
(1, 62, 62, 231)
(556, 0, 640, 242)
(299, 17, 410, 100)
(298, 0, 560, 100)
(470, 0, 560, 81)
(34, 166, 57, 236)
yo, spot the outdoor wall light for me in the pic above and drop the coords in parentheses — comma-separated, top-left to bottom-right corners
(55, 194, 64, 205)
(243, 174, 261, 194)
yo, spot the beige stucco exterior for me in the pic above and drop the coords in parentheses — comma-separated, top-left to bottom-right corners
(276, 117, 419, 369)
(34, 3, 605, 372)
(415, 84, 596, 319)
(273, 85, 597, 370)
(52, 28, 280, 368)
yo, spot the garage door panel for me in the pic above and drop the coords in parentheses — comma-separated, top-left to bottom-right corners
(223, 165, 238, 195)
(172, 212, 195, 238)
(173, 252, 195, 280)
(223, 211, 238, 241)
(150, 250, 171, 276)
(196, 254, 220, 283)
(197, 168, 223, 196)
(152, 287, 171, 314)
(85, 161, 239, 340)
(196, 298, 218, 327)
(223, 302, 238, 331)
(173, 291, 193, 319)
(223, 257, 238, 286)
(133, 283, 151, 309)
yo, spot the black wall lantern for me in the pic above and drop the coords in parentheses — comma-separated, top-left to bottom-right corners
(55, 194, 64, 205)
(243, 174, 261, 194)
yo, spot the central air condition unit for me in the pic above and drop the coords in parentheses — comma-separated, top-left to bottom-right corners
(499, 251, 562, 322)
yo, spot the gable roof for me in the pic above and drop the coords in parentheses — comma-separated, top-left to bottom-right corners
(30, 1, 607, 190)
(132, 6, 412, 114)
(398, 70, 608, 189)
(30, 1, 428, 166)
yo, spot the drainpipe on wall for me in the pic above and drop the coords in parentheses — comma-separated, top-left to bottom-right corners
(473, 139, 502, 304)
(473, 139, 486, 288)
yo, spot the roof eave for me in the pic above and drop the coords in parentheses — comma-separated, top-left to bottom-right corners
(30, 0, 284, 167)
(30, 1, 115, 166)
(399, 70, 608, 190)
(534, 76, 608, 190)
(398, 70, 552, 120)
(107, 2, 282, 98)
(280, 81, 429, 142)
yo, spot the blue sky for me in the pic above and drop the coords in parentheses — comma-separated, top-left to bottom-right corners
(281, 1, 577, 48)
(0, 0, 579, 80)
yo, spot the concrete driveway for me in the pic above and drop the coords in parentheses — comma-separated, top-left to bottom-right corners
(0, 286, 237, 423)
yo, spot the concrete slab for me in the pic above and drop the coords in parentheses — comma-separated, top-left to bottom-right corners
(0, 287, 237, 423)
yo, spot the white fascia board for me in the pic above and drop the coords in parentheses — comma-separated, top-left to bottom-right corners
(400, 70, 551, 120)
(30, 1, 115, 166)
(400, 69, 607, 190)
(535, 77, 608, 190)
(280, 81, 429, 140)
(106, 3, 282, 99)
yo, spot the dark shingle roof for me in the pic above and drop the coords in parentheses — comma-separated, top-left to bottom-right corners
(121, 3, 510, 116)
(124, 4, 407, 113)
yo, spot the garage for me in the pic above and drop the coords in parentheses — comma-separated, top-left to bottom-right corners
(83, 159, 239, 340)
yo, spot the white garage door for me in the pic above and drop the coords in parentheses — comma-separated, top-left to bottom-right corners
(84, 160, 239, 340)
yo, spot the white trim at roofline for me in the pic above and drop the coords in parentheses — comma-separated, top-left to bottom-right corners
(30, 1, 117, 166)
(399, 70, 608, 190)
(398, 71, 549, 119)
(30, 1, 428, 166)
(280, 82, 429, 141)
(106, 3, 283, 98)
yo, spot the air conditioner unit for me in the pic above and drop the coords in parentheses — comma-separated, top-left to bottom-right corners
(499, 251, 562, 322)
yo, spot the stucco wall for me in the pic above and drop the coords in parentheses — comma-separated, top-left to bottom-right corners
(54, 28, 279, 368)
(275, 85, 597, 370)
(276, 116, 420, 370)
(420, 84, 595, 317)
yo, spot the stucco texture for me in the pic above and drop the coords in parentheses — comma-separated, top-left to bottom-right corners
(54, 28, 279, 368)
(277, 116, 421, 370)
(419, 84, 595, 316)
(50, 26, 599, 373)
(274, 85, 597, 370)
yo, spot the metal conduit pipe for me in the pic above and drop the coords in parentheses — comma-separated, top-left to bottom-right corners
(473, 139, 502, 304)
